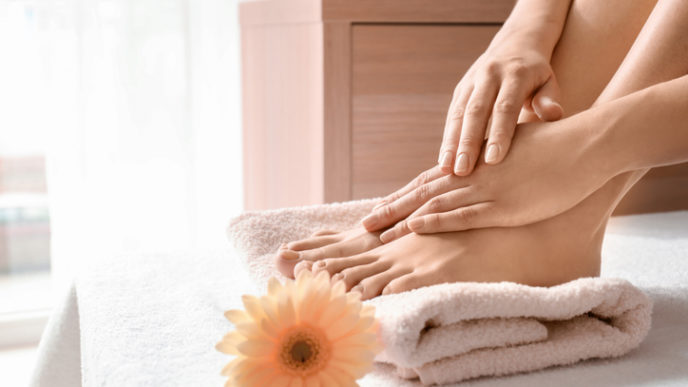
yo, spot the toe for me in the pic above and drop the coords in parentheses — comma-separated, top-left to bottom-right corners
(336, 260, 390, 291)
(352, 268, 411, 300)
(293, 260, 313, 277)
(275, 250, 301, 279)
(311, 229, 338, 237)
(287, 235, 340, 251)
(298, 237, 373, 262)
(312, 255, 376, 278)
(381, 272, 441, 295)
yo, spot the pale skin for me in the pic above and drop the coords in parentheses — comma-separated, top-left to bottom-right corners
(275, 0, 688, 300)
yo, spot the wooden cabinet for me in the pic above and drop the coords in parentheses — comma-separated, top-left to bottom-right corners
(240, 0, 688, 214)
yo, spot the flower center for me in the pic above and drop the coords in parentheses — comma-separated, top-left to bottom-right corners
(279, 325, 331, 376)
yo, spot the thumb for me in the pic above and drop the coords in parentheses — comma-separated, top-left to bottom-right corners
(532, 74, 564, 121)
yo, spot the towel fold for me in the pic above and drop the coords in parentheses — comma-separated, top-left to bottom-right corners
(227, 199, 652, 385)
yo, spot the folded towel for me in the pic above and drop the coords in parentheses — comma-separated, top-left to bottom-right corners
(227, 199, 652, 385)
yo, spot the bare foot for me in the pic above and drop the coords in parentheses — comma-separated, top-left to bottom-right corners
(295, 216, 602, 300)
(275, 227, 383, 278)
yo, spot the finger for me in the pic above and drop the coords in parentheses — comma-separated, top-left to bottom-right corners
(286, 235, 339, 251)
(379, 186, 474, 243)
(531, 74, 563, 121)
(438, 83, 474, 173)
(407, 202, 495, 233)
(484, 77, 531, 164)
(364, 167, 445, 228)
(455, 76, 499, 176)
(362, 174, 462, 232)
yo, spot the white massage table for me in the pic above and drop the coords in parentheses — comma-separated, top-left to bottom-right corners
(30, 211, 688, 386)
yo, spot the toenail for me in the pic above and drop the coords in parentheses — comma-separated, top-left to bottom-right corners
(280, 250, 300, 260)
(314, 261, 326, 269)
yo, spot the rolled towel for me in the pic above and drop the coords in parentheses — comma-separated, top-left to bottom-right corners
(227, 199, 652, 385)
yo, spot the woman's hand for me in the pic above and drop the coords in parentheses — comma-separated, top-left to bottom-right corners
(363, 115, 617, 243)
(439, 38, 564, 176)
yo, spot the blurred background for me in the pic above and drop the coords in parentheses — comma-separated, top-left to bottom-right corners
(0, 1, 242, 384)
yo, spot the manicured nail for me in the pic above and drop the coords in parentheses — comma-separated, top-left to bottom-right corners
(438, 151, 452, 169)
(485, 144, 500, 164)
(361, 213, 379, 230)
(279, 250, 300, 260)
(372, 201, 385, 211)
(351, 285, 363, 294)
(454, 153, 469, 174)
(332, 273, 343, 282)
(408, 217, 425, 231)
(379, 230, 395, 244)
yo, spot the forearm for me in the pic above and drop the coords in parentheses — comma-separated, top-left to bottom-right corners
(593, 74, 688, 174)
(493, 0, 571, 58)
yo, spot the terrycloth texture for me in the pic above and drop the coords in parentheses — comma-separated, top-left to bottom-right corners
(30, 211, 688, 387)
(228, 200, 652, 385)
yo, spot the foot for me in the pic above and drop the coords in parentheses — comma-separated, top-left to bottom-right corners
(275, 227, 383, 278)
(295, 216, 602, 300)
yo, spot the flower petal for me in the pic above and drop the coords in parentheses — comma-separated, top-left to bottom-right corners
(236, 322, 269, 340)
(267, 277, 283, 297)
(326, 312, 359, 341)
(318, 295, 347, 327)
(224, 310, 250, 325)
(267, 374, 292, 387)
(277, 293, 296, 327)
(304, 375, 320, 387)
(220, 356, 242, 376)
(237, 339, 275, 358)
(242, 295, 266, 322)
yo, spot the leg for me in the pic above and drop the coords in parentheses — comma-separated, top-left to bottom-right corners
(296, 0, 670, 298)
(276, 0, 655, 279)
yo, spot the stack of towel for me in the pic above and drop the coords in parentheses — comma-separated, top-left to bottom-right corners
(227, 199, 652, 385)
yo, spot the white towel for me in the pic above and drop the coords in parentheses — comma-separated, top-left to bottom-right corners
(227, 199, 652, 385)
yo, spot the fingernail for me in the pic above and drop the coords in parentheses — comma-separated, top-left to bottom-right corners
(362, 213, 379, 230)
(351, 285, 363, 294)
(438, 151, 452, 169)
(372, 201, 385, 211)
(332, 273, 343, 282)
(279, 243, 288, 250)
(454, 153, 469, 174)
(279, 250, 300, 260)
(408, 217, 425, 231)
(380, 229, 395, 243)
(485, 144, 500, 164)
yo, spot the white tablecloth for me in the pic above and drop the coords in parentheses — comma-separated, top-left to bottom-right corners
(31, 212, 688, 387)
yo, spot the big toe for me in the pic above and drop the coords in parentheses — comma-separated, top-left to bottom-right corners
(275, 249, 301, 278)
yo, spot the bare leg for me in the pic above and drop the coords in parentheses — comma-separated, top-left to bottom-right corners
(283, 0, 686, 300)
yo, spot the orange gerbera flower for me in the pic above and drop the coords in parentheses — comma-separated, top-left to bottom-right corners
(216, 270, 382, 386)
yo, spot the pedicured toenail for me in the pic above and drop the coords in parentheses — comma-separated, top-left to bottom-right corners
(280, 250, 300, 260)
